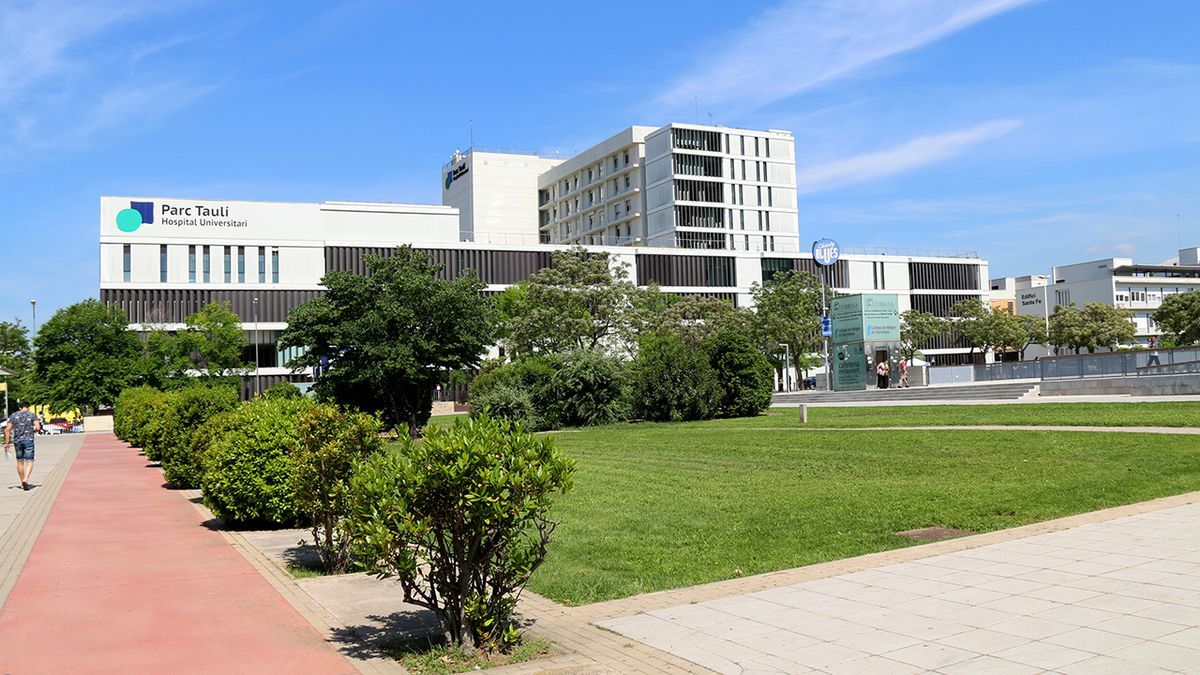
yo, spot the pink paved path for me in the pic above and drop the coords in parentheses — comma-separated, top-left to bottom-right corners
(0, 433, 354, 673)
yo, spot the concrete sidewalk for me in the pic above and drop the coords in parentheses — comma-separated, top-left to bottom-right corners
(0, 432, 355, 673)
(602, 501, 1200, 673)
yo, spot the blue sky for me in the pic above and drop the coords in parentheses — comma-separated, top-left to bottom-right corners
(2, 0, 1199, 325)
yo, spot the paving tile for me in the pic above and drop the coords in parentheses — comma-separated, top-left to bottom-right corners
(1103, 640, 1200, 672)
(979, 594, 1062, 616)
(1074, 591, 1162, 615)
(1041, 626, 1143, 654)
(974, 577, 1049, 595)
(986, 615, 1079, 641)
(935, 627, 1030, 654)
(776, 640, 862, 670)
(933, 585, 1011, 606)
(1089, 614, 1190, 640)
(876, 615, 970, 641)
(938, 604, 1021, 629)
(938, 654, 1043, 674)
(1058, 654, 1176, 675)
(741, 653, 813, 674)
(882, 641, 978, 670)
(1031, 603, 1122, 627)
(1156, 626, 1200, 649)
(730, 627, 818, 654)
(889, 595, 971, 618)
(822, 654, 924, 674)
(1019, 584, 1100, 605)
(831, 628, 922, 656)
(991, 639, 1094, 670)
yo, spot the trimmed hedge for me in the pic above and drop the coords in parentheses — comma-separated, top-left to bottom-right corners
(113, 386, 161, 443)
(159, 385, 241, 488)
(201, 397, 314, 526)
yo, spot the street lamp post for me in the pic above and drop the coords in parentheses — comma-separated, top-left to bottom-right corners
(252, 297, 260, 397)
(30, 299, 36, 334)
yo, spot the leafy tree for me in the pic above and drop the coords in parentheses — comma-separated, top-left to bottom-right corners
(182, 301, 251, 376)
(1048, 304, 1089, 354)
(750, 270, 823, 383)
(1014, 314, 1048, 359)
(262, 381, 303, 400)
(899, 310, 947, 363)
(1153, 290, 1200, 346)
(628, 332, 720, 422)
(950, 299, 995, 360)
(33, 299, 143, 412)
(1083, 302, 1136, 352)
(137, 328, 193, 390)
(279, 246, 493, 435)
(649, 295, 754, 349)
(348, 415, 574, 651)
(292, 404, 383, 573)
(0, 320, 33, 414)
(500, 246, 636, 356)
(704, 330, 773, 418)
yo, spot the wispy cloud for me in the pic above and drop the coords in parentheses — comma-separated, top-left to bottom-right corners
(656, 0, 1036, 114)
(795, 119, 1020, 193)
(0, 1, 215, 164)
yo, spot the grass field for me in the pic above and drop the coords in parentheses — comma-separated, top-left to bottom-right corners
(527, 415, 1200, 605)
(715, 401, 1200, 429)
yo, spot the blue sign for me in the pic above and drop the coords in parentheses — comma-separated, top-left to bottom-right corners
(820, 316, 831, 337)
(812, 238, 840, 266)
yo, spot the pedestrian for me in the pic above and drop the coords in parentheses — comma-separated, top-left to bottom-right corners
(4, 402, 42, 491)
(899, 358, 909, 388)
(876, 360, 889, 389)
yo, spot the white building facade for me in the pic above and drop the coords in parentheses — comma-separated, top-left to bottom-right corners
(1014, 247, 1200, 346)
(100, 195, 991, 396)
(443, 123, 800, 252)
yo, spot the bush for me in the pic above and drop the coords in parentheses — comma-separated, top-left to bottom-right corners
(133, 393, 173, 458)
(629, 332, 720, 422)
(262, 381, 302, 400)
(470, 350, 626, 430)
(704, 330, 773, 418)
(292, 404, 383, 573)
(201, 397, 314, 526)
(159, 385, 241, 488)
(113, 386, 160, 443)
(469, 383, 536, 430)
(348, 414, 574, 651)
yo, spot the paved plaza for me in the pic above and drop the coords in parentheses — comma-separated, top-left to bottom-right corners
(602, 502, 1200, 673)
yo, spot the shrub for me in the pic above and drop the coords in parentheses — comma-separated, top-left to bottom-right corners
(704, 330, 774, 418)
(470, 356, 556, 430)
(292, 404, 383, 573)
(348, 414, 574, 651)
(262, 381, 303, 400)
(201, 397, 314, 526)
(546, 349, 626, 427)
(132, 392, 173, 458)
(629, 332, 720, 422)
(469, 383, 536, 430)
(113, 386, 160, 443)
(159, 385, 241, 488)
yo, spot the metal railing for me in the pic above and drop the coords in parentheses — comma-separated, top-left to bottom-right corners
(927, 345, 1200, 383)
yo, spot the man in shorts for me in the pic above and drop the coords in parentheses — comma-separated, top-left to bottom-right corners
(4, 402, 42, 491)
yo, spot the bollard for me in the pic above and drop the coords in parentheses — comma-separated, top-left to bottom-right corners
(798, 403, 808, 424)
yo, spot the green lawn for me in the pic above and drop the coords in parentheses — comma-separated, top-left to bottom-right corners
(528, 420, 1200, 605)
(719, 401, 1200, 429)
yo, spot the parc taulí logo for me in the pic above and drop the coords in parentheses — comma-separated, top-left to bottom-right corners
(116, 201, 154, 232)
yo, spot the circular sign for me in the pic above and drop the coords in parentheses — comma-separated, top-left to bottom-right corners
(116, 208, 143, 233)
(812, 238, 840, 266)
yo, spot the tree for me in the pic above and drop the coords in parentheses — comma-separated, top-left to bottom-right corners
(750, 270, 823, 383)
(0, 321, 33, 414)
(182, 301, 251, 376)
(1048, 304, 1088, 354)
(33, 299, 143, 412)
(1153, 290, 1200, 346)
(628, 332, 720, 422)
(500, 246, 636, 356)
(348, 415, 574, 652)
(279, 246, 493, 435)
(705, 330, 773, 418)
(950, 299, 995, 360)
(1013, 314, 1048, 360)
(1082, 302, 1136, 352)
(899, 310, 947, 363)
(651, 295, 754, 349)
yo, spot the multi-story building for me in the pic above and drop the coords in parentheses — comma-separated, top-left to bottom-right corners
(440, 147, 563, 244)
(1014, 247, 1200, 345)
(99, 194, 991, 395)
(443, 123, 800, 252)
(989, 275, 1048, 316)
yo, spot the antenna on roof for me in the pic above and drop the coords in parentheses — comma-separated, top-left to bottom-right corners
(469, 119, 475, 148)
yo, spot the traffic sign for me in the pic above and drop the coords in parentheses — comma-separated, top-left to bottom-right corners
(820, 316, 831, 337)
(812, 238, 840, 266)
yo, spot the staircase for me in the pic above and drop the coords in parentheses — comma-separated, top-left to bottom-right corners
(773, 380, 1040, 405)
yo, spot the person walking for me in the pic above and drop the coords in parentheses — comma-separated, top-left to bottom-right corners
(899, 358, 909, 388)
(876, 360, 889, 389)
(4, 402, 42, 491)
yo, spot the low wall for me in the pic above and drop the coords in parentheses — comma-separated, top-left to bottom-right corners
(83, 415, 114, 433)
(1040, 374, 1200, 397)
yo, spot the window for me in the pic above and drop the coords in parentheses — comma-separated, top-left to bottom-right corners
(188, 245, 196, 283)
(625, 199, 631, 214)
(224, 247, 232, 283)
(237, 246, 245, 283)
(624, 175, 630, 188)
(202, 245, 211, 282)
(122, 244, 131, 282)
(587, 168, 593, 182)
(258, 247, 266, 283)
(624, 150, 629, 165)
(160, 245, 168, 283)
(613, 157, 618, 170)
